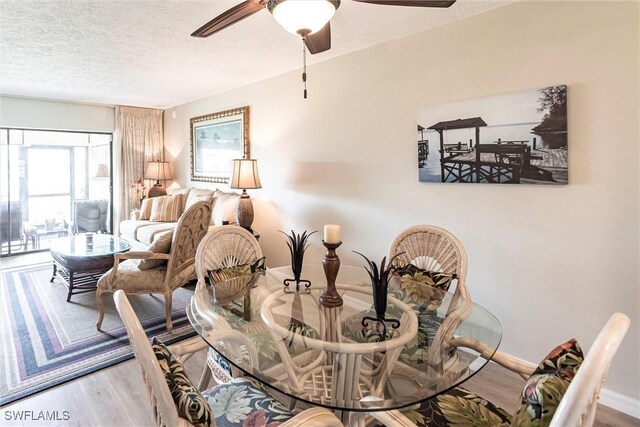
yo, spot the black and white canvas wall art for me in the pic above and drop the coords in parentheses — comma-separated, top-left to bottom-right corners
(417, 85, 568, 185)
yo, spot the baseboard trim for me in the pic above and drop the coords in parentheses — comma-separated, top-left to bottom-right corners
(599, 388, 640, 419)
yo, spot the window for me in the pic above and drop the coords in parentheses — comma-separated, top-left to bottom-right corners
(0, 128, 113, 256)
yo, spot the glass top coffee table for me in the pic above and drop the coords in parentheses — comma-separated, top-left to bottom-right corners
(188, 265, 502, 425)
(49, 234, 131, 302)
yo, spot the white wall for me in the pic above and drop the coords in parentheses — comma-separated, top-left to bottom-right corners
(0, 96, 114, 132)
(164, 1, 639, 403)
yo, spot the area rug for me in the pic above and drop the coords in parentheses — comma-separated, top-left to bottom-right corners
(0, 263, 197, 406)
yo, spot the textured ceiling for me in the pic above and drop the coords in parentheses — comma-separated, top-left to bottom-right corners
(0, 0, 514, 109)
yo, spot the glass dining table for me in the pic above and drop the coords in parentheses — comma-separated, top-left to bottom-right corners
(187, 265, 502, 426)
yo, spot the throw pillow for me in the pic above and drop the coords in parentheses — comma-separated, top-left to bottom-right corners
(185, 188, 215, 212)
(212, 191, 240, 226)
(393, 260, 456, 292)
(151, 338, 214, 427)
(206, 257, 266, 285)
(138, 198, 153, 220)
(150, 194, 184, 222)
(511, 339, 584, 426)
(138, 231, 173, 270)
(168, 188, 192, 211)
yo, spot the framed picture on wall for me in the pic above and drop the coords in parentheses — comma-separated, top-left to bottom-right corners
(190, 106, 250, 183)
(417, 85, 567, 185)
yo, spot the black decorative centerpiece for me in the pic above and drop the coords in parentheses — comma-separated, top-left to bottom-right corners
(280, 229, 316, 292)
(354, 251, 404, 339)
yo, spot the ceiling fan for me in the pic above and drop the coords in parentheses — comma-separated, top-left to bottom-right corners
(192, 0, 457, 97)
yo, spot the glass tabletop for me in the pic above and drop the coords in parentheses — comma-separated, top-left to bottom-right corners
(187, 265, 502, 413)
(49, 234, 131, 258)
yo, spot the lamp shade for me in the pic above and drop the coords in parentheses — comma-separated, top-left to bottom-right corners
(144, 161, 173, 181)
(93, 163, 110, 179)
(230, 159, 262, 190)
(271, 0, 338, 35)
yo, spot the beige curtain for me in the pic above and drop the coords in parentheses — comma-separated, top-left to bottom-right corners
(115, 106, 164, 227)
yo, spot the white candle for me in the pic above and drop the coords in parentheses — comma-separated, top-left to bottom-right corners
(324, 224, 340, 244)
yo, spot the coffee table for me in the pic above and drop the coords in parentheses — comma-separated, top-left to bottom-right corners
(50, 234, 131, 302)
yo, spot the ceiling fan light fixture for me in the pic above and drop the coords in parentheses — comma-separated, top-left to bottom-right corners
(270, 0, 339, 35)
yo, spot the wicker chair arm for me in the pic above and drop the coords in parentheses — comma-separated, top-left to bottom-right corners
(168, 336, 209, 364)
(449, 336, 537, 379)
(204, 329, 260, 371)
(282, 407, 344, 427)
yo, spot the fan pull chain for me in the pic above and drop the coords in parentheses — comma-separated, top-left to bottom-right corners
(302, 37, 307, 99)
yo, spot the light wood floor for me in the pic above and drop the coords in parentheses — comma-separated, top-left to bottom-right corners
(1, 350, 637, 427)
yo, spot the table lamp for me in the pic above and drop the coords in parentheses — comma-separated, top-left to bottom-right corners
(93, 163, 110, 179)
(230, 159, 262, 231)
(144, 161, 172, 198)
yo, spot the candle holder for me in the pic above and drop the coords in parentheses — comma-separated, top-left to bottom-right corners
(320, 240, 343, 308)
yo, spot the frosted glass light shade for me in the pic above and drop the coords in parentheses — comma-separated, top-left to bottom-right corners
(272, 0, 337, 35)
(230, 159, 262, 190)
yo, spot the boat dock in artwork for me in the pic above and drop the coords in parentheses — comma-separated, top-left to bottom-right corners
(425, 117, 568, 184)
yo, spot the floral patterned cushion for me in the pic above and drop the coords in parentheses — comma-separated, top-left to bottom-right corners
(203, 377, 294, 427)
(511, 339, 584, 426)
(371, 386, 512, 427)
(152, 338, 214, 427)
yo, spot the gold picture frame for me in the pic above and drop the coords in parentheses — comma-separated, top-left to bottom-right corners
(190, 106, 250, 183)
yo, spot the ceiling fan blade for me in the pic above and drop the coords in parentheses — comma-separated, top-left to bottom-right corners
(352, 0, 456, 7)
(305, 23, 332, 55)
(191, 0, 265, 38)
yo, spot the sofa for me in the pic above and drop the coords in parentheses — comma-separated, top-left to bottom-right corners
(119, 188, 239, 249)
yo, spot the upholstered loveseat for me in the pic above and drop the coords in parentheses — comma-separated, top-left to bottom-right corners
(119, 188, 240, 249)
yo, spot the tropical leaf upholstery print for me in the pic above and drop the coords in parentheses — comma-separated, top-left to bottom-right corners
(392, 260, 456, 292)
(206, 257, 266, 284)
(511, 339, 584, 426)
(372, 339, 584, 427)
(152, 338, 214, 427)
(152, 339, 296, 427)
(202, 377, 294, 427)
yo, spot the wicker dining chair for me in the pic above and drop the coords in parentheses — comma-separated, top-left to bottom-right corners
(97, 201, 211, 333)
(113, 290, 343, 427)
(193, 225, 263, 388)
(369, 312, 631, 427)
(388, 225, 469, 298)
(196, 225, 262, 272)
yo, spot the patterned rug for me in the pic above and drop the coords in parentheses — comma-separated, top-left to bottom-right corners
(0, 263, 196, 406)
